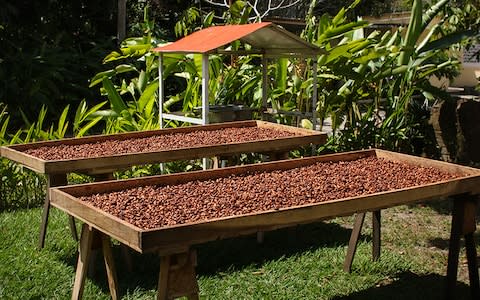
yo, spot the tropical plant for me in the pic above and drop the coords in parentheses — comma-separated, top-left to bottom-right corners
(0, 100, 109, 210)
(298, 0, 474, 154)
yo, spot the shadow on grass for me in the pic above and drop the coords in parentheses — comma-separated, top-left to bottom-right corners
(413, 197, 480, 219)
(332, 271, 473, 300)
(428, 231, 480, 251)
(196, 220, 352, 275)
(73, 221, 355, 296)
(416, 198, 453, 215)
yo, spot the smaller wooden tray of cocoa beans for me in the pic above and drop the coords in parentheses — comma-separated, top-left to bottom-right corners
(49, 149, 480, 254)
(0, 120, 326, 174)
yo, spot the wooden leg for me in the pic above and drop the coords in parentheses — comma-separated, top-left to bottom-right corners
(121, 244, 134, 273)
(257, 231, 265, 244)
(69, 216, 78, 242)
(38, 173, 68, 249)
(72, 224, 95, 300)
(212, 157, 219, 169)
(101, 234, 119, 300)
(446, 195, 479, 300)
(85, 173, 115, 278)
(157, 256, 170, 300)
(372, 210, 381, 261)
(92, 173, 114, 182)
(157, 251, 199, 300)
(38, 188, 52, 249)
(268, 151, 289, 161)
(464, 233, 480, 299)
(87, 233, 102, 278)
(343, 212, 366, 273)
(446, 199, 463, 299)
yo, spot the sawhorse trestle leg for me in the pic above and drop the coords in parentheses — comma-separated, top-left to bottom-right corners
(157, 250, 199, 300)
(343, 210, 381, 273)
(446, 194, 479, 300)
(39, 173, 75, 249)
(72, 224, 119, 300)
(39, 172, 115, 249)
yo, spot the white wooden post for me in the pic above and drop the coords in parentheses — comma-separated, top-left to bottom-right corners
(262, 55, 268, 112)
(312, 60, 318, 131)
(311, 59, 318, 154)
(201, 54, 209, 169)
(158, 53, 164, 129)
(158, 53, 165, 173)
(201, 54, 209, 125)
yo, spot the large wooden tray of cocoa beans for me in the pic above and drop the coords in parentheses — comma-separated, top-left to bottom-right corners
(0, 120, 325, 174)
(49, 149, 480, 254)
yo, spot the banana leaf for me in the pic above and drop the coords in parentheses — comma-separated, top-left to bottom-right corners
(419, 30, 477, 53)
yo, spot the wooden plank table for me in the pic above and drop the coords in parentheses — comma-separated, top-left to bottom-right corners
(50, 149, 480, 300)
(1, 120, 326, 249)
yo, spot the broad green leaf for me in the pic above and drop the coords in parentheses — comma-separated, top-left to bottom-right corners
(102, 77, 128, 114)
(144, 94, 156, 118)
(0, 115, 10, 144)
(349, 40, 373, 53)
(353, 49, 387, 64)
(19, 109, 31, 128)
(193, 54, 204, 75)
(417, 24, 439, 51)
(164, 95, 182, 111)
(90, 110, 118, 117)
(10, 129, 23, 145)
(318, 74, 339, 79)
(230, 1, 246, 18)
(89, 70, 115, 87)
(203, 11, 214, 27)
(56, 105, 69, 138)
(325, 44, 352, 64)
(398, 0, 423, 65)
(76, 116, 103, 137)
(137, 70, 147, 92)
(24, 124, 34, 143)
(115, 64, 137, 74)
(376, 65, 408, 79)
(74, 100, 107, 133)
(85, 101, 108, 120)
(421, 0, 449, 32)
(318, 21, 369, 42)
(275, 58, 288, 92)
(385, 30, 399, 48)
(301, 119, 313, 130)
(332, 7, 346, 26)
(419, 30, 477, 53)
(138, 81, 159, 114)
(240, 76, 260, 95)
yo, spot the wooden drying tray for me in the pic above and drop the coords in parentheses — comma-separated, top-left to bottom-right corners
(49, 149, 480, 299)
(49, 149, 480, 254)
(1, 120, 326, 175)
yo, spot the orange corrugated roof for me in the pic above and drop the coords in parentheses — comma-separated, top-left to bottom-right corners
(152, 22, 320, 55)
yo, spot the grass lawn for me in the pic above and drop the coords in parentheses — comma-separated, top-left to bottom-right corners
(0, 200, 478, 299)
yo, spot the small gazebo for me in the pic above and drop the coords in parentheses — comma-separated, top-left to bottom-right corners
(152, 22, 323, 129)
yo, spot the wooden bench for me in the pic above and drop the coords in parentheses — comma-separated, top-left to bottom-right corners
(50, 149, 480, 299)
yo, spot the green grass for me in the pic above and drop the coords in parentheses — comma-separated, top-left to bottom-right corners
(0, 201, 478, 299)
